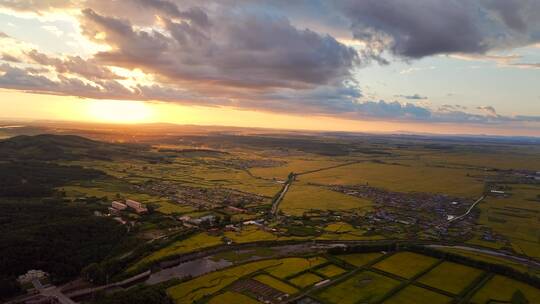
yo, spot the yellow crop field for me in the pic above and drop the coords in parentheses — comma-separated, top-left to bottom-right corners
(167, 259, 282, 304)
(315, 271, 400, 304)
(315, 264, 347, 278)
(250, 158, 345, 179)
(335, 252, 384, 267)
(208, 292, 261, 304)
(253, 274, 298, 294)
(279, 183, 373, 215)
(130, 233, 223, 270)
(384, 285, 452, 304)
(470, 275, 540, 304)
(289, 272, 324, 288)
(417, 261, 484, 295)
(304, 161, 484, 197)
(265, 257, 327, 278)
(373, 252, 439, 279)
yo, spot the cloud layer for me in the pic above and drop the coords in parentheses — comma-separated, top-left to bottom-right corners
(0, 0, 539, 126)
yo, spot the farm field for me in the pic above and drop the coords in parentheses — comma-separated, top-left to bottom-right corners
(279, 182, 373, 215)
(289, 272, 324, 288)
(207, 291, 261, 304)
(303, 161, 485, 197)
(474, 184, 540, 259)
(335, 252, 384, 267)
(265, 257, 327, 279)
(383, 285, 452, 304)
(315, 264, 347, 278)
(469, 275, 540, 304)
(253, 274, 298, 294)
(166, 259, 282, 304)
(417, 261, 484, 295)
(372, 252, 439, 279)
(314, 271, 400, 304)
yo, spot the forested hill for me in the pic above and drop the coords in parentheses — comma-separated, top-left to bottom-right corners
(0, 134, 150, 161)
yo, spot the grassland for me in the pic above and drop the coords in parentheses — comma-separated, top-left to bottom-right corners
(279, 182, 372, 215)
(167, 259, 281, 304)
(335, 253, 384, 267)
(289, 272, 324, 288)
(383, 285, 452, 304)
(470, 275, 540, 304)
(315, 264, 347, 278)
(417, 261, 484, 294)
(315, 271, 400, 304)
(253, 274, 298, 294)
(208, 291, 261, 304)
(373, 252, 439, 279)
(265, 257, 327, 279)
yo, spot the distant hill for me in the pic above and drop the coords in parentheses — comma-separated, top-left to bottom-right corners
(0, 134, 151, 161)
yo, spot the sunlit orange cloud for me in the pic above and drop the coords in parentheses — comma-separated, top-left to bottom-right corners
(0, 90, 538, 137)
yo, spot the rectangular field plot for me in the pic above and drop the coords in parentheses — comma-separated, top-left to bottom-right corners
(289, 272, 324, 288)
(335, 252, 384, 267)
(208, 291, 261, 304)
(315, 264, 347, 278)
(167, 259, 282, 304)
(265, 257, 327, 279)
(373, 252, 439, 279)
(383, 285, 452, 304)
(314, 271, 400, 304)
(470, 275, 540, 304)
(417, 261, 484, 295)
(253, 274, 298, 295)
(279, 183, 372, 216)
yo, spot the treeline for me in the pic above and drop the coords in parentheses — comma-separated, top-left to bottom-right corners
(0, 161, 104, 197)
(329, 243, 540, 289)
(0, 199, 126, 300)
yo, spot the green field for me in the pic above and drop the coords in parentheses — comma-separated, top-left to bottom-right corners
(373, 252, 439, 279)
(469, 275, 540, 304)
(335, 252, 384, 267)
(315, 271, 400, 304)
(383, 285, 452, 304)
(289, 272, 324, 288)
(417, 261, 484, 294)
(315, 264, 347, 278)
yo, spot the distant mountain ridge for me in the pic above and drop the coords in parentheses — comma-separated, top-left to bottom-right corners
(0, 134, 148, 161)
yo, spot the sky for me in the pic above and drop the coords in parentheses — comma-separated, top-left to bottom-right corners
(0, 0, 539, 136)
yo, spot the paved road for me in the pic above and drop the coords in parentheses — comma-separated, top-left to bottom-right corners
(271, 174, 294, 216)
(448, 195, 485, 223)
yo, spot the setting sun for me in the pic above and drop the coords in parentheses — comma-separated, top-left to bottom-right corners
(86, 100, 154, 123)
